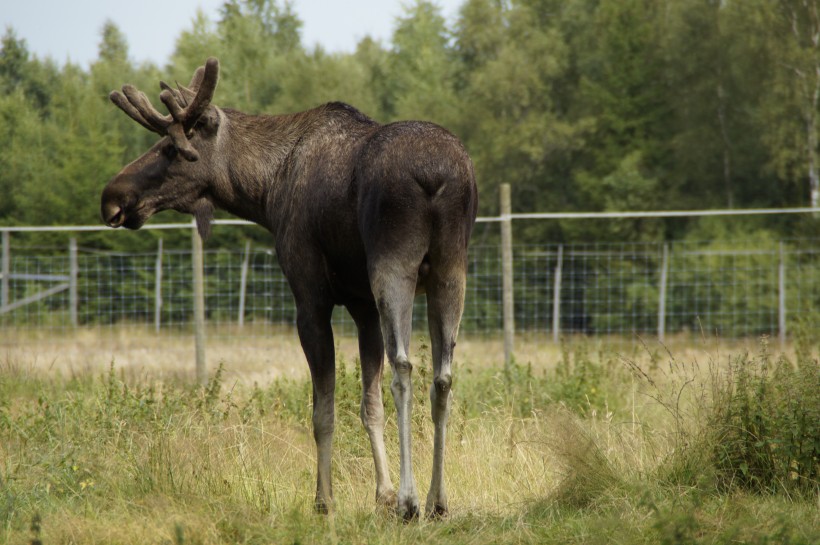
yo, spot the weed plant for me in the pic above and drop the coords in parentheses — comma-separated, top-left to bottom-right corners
(711, 334, 819, 496)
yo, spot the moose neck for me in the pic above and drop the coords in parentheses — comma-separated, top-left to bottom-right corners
(210, 108, 313, 230)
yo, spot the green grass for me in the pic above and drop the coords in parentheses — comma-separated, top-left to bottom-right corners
(1, 334, 818, 544)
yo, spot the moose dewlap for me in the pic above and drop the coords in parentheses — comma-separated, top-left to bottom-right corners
(100, 57, 478, 520)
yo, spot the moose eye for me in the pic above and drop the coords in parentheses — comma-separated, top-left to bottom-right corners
(163, 145, 178, 160)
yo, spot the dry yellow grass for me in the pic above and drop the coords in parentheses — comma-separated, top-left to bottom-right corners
(2, 324, 772, 383)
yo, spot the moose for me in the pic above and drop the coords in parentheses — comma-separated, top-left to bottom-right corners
(100, 58, 478, 519)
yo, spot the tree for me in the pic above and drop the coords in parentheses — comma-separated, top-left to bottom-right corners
(98, 20, 128, 66)
(171, 10, 222, 76)
(0, 27, 28, 92)
(0, 27, 57, 111)
(387, 1, 458, 123)
(0, 91, 37, 220)
(571, 0, 670, 180)
(453, 0, 588, 220)
(350, 37, 393, 120)
(761, 0, 820, 207)
(210, 0, 305, 111)
(659, 0, 734, 208)
(453, 0, 505, 75)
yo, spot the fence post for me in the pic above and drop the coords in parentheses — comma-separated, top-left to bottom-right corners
(192, 225, 207, 384)
(69, 238, 78, 328)
(778, 242, 786, 345)
(1, 231, 9, 309)
(552, 244, 563, 343)
(238, 240, 251, 328)
(658, 243, 669, 343)
(155, 238, 163, 333)
(500, 183, 514, 367)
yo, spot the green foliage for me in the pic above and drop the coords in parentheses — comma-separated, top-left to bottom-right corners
(615, 328, 820, 502)
(574, 0, 669, 174)
(2, 0, 819, 243)
(97, 21, 129, 65)
(573, 152, 664, 241)
(388, 1, 457, 123)
(711, 335, 820, 496)
(451, 340, 618, 420)
(665, 226, 785, 337)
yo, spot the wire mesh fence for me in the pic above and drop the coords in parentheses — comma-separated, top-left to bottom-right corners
(3, 229, 820, 348)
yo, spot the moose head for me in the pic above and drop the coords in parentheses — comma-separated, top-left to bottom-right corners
(101, 58, 222, 238)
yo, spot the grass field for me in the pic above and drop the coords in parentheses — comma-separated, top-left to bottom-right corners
(1, 328, 818, 544)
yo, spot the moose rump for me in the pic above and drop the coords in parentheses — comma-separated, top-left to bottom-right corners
(100, 58, 478, 521)
(357, 120, 476, 297)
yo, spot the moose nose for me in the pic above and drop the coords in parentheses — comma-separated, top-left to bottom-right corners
(101, 179, 137, 228)
(102, 203, 125, 228)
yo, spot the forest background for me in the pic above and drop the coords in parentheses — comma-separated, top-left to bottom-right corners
(2, 0, 820, 251)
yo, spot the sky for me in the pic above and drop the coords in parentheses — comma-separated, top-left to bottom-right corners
(2, 0, 464, 68)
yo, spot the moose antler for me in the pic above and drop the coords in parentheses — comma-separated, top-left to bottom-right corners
(109, 57, 220, 161)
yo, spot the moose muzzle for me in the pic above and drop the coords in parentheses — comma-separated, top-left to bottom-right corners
(101, 178, 141, 229)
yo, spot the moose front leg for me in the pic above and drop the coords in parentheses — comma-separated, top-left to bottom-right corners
(296, 303, 336, 513)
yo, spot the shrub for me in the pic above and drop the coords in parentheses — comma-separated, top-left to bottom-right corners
(711, 336, 820, 496)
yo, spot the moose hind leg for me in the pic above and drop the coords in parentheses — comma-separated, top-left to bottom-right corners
(425, 264, 467, 518)
(371, 263, 420, 520)
(296, 303, 336, 513)
(348, 301, 396, 507)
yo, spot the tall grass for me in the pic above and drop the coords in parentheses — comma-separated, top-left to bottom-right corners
(1, 333, 818, 544)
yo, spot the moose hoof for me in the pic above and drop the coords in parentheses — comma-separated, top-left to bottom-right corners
(426, 502, 449, 520)
(314, 497, 332, 515)
(376, 489, 397, 509)
(396, 496, 420, 522)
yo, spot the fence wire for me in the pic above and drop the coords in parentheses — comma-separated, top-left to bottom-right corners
(3, 235, 820, 348)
